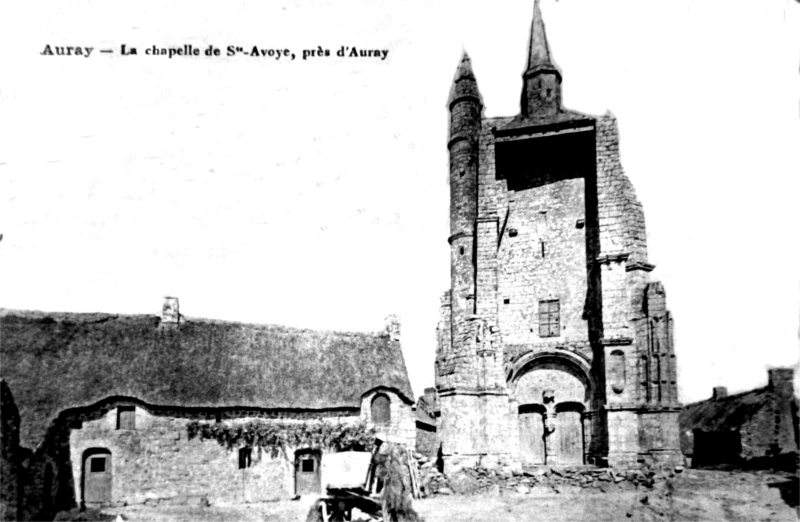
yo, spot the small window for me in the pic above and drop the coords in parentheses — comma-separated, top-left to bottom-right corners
(90, 457, 106, 473)
(538, 299, 560, 338)
(117, 406, 135, 430)
(239, 447, 252, 469)
(459, 246, 465, 256)
(301, 458, 315, 473)
(371, 394, 391, 426)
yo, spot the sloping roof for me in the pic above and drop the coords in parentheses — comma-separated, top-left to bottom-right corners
(0, 309, 414, 449)
(678, 387, 769, 453)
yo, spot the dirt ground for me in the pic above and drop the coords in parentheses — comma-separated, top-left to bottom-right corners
(99, 469, 798, 522)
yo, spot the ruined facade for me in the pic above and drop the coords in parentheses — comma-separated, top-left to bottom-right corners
(0, 300, 415, 519)
(435, 1, 681, 470)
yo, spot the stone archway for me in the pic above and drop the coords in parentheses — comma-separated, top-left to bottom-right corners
(509, 352, 592, 466)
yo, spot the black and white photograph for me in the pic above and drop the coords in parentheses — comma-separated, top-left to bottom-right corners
(1, 0, 798, 520)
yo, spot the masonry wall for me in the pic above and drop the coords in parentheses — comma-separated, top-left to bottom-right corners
(438, 393, 513, 472)
(360, 390, 416, 446)
(497, 177, 589, 347)
(415, 422, 439, 459)
(67, 405, 361, 507)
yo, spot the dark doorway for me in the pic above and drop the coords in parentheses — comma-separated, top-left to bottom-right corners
(43, 463, 54, 512)
(294, 449, 321, 496)
(82, 449, 112, 507)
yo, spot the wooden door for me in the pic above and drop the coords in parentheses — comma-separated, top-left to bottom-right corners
(557, 410, 584, 465)
(295, 451, 321, 496)
(519, 412, 546, 466)
(83, 452, 112, 506)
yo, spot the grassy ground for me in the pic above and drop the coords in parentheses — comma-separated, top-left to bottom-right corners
(99, 469, 798, 522)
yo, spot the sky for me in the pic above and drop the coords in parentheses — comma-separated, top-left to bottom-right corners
(1, 0, 799, 405)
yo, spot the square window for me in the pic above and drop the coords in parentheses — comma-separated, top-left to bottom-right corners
(538, 299, 560, 338)
(117, 406, 135, 430)
(302, 458, 315, 473)
(90, 457, 106, 473)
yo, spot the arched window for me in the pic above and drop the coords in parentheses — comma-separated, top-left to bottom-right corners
(609, 350, 626, 394)
(371, 393, 391, 426)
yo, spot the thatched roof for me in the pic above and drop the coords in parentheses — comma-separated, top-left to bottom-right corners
(0, 309, 414, 449)
(678, 387, 769, 454)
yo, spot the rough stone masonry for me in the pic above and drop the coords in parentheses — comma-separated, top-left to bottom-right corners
(434, 0, 682, 472)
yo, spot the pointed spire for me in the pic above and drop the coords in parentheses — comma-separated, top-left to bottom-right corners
(448, 51, 482, 110)
(520, 0, 562, 117)
(525, 0, 559, 78)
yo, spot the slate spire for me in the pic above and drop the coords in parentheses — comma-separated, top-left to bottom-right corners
(521, 0, 562, 117)
(525, 0, 558, 76)
(448, 51, 482, 110)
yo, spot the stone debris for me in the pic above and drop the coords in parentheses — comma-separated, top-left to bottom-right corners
(411, 454, 683, 499)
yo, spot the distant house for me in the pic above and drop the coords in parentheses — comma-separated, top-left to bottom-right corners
(0, 299, 415, 519)
(679, 368, 799, 469)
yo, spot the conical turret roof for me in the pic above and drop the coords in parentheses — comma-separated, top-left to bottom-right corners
(448, 51, 483, 109)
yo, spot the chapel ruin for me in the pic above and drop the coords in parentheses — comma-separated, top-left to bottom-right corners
(435, 0, 682, 470)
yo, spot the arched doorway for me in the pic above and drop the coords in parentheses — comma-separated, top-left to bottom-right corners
(294, 449, 321, 496)
(510, 352, 591, 466)
(82, 448, 112, 507)
(518, 404, 546, 465)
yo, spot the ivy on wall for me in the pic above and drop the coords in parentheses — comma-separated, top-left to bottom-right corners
(187, 419, 376, 456)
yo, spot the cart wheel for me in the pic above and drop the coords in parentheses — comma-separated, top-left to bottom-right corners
(328, 499, 352, 521)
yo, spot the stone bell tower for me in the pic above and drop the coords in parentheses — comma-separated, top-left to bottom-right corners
(435, 0, 682, 470)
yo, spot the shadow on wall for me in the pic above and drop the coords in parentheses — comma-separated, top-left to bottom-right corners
(692, 427, 799, 475)
(691, 429, 742, 468)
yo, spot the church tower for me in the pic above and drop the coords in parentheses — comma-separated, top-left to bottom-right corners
(436, 0, 682, 470)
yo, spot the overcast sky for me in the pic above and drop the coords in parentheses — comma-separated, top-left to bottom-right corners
(1, 0, 798, 404)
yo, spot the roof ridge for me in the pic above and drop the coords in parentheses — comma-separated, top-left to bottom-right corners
(0, 308, 387, 337)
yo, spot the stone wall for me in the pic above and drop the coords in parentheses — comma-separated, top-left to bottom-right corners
(438, 393, 514, 472)
(360, 389, 416, 446)
(65, 404, 363, 507)
(497, 176, 589, 346)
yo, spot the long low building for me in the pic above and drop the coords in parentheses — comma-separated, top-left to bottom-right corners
(679, 367, 798, 469)
(0, 299, 416, 520)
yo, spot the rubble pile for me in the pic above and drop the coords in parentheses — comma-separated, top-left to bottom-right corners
(409, 452, 685, 498)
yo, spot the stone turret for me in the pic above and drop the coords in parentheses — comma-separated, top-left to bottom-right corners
(521, 0, 562, 118)
(447, 52, 482, 348)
